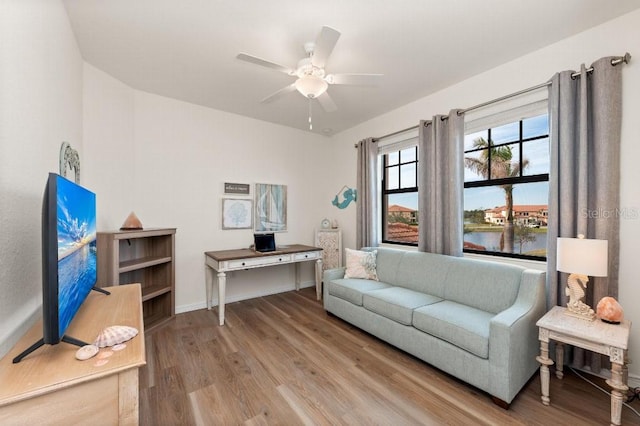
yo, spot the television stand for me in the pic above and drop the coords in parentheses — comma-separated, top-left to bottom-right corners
(12, 287, 111, 363)
(12, 334, 90, 364)
(92, 286, 111, 296)
(0, 284, 145, 424)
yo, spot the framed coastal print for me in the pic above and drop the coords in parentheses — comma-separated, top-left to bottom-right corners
(255, 183, 287, 232)
(222, 198, 253, 230)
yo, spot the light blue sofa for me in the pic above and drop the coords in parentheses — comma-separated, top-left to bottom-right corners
(323, 247, 546, 406)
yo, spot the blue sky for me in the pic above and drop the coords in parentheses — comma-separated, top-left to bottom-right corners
(56, 175, 96, 257)
(464, 114, 549, 210)
(387, 114, 549, 212)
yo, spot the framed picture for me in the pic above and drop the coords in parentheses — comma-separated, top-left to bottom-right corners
(222, 198, 253, 230)
(255, 183, 287, 232)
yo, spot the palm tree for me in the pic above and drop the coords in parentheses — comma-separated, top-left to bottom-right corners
(464, 137, 529, 253)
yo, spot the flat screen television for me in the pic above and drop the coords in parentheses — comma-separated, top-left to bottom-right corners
(13, 173, 108, 363)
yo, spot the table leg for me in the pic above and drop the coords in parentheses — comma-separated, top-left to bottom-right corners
(205, 265, 213, 310)
(555, 342, 564, 379)
(622, 352, 629, 386)
(536, 339, 554, 406)
(295, 262, 301, 291)
(217, 271, 226, 326)
(606, 361, 628, 426)
(315, 259, 323, 301)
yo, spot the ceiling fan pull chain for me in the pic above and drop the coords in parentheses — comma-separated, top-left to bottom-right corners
(309, 99, 313, 130)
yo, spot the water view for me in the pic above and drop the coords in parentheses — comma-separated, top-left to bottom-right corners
(464, 230, 547, 256)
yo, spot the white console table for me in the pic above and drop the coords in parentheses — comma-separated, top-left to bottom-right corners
(204, 244, 323, 326)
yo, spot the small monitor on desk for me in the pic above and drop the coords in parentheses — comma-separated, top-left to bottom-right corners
(254, 233, 276, 253)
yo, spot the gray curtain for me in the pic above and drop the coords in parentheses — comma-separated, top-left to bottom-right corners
(547, 57, 622, 373)
(418, 110, 465, 256)
(356, 137, 378, 249)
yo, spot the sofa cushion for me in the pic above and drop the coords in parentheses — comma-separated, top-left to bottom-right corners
(363, 287, 443, 325)
(327, 278, 392, 306)
(370, 248, 406, 286)
(413, 301, 493, 359)
(394, 251, 454, 298)
(443, 257, 523, 314)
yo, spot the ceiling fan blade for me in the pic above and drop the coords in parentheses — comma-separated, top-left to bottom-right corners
(311, 26, 341, 68)
(317, 92, 337, 112)
(237, 53, 295, 75)
(260, 83, 297, 104)
(326, 73, 383, 86)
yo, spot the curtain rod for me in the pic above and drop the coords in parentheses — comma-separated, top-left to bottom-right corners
(461, 52, 630, 116)
(355, 52, 630, 147)
(372, 125, 419, 142)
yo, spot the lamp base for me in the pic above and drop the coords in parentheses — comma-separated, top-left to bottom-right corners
(564, 273, 596, 321)
(565, 302, 596, 321)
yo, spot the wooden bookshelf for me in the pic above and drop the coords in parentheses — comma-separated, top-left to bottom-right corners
(97, 228, 176, 332)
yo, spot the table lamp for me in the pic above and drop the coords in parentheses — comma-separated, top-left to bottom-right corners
(556, 234, 608, 321)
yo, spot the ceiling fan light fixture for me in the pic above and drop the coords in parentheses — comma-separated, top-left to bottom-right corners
(295, 75, 328, 98)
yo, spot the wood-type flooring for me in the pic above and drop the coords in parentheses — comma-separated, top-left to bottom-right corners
(139, 287, 639, 425)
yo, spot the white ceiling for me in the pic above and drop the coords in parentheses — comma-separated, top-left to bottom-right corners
(63, 0, 640, 136)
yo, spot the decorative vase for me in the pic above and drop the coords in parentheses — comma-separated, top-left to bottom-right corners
(596, 296, 624, 324)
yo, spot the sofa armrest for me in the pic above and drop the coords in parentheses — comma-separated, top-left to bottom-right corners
(488, 269, 546, 403)
(323, 267, 346, 282)
(323, 267, 346, 301)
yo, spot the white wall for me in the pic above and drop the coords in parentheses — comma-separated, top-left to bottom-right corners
(83, 70, 329, 313)
(82, 63, 136, 231)
(0, 0, 83, 357)
(328, 9, 640, 381)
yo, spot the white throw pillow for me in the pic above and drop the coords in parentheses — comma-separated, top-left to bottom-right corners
(344, 248, 378, 280)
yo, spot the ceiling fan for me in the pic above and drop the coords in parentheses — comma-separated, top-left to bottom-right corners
(237, 26, 382, 129)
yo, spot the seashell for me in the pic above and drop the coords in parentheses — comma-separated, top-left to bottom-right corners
(112, 343, 127, 352)
(94, 325, 138, 348)
(94, 359, 109, 367)
(75, 344, 99, 361)
(97, 350, 113, 360)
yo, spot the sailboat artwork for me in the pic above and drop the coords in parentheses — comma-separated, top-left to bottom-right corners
(255, 183, 287, 232)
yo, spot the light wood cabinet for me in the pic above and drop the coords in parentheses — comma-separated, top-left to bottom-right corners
(97, 228, 176, 331)
(315, 228, 342, 271)
(0, 284, 145, 425)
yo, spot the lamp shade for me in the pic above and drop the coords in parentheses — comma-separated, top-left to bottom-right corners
(295, 75, 328, 98)
(556, 237, 608, 277)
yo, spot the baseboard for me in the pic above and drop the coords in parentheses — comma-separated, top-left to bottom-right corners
(569, 365, 640, 389)
(175, 280, 316, 315)
(629, 373, 640, 389)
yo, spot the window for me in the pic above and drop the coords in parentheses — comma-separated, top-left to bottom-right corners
(382, 146, 419, 245)
(463, 113, 549, 259)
